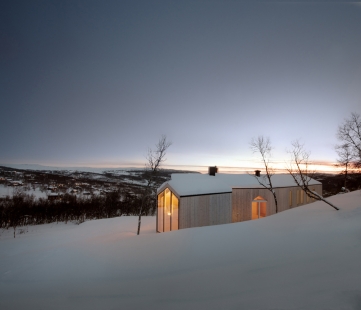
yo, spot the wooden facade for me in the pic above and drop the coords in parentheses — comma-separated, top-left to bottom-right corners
(179, 193, 232, 229)
(231, 184, 322, 222)
(156, 174, 323, 232)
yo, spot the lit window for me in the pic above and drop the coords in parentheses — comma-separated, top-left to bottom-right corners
(252, 196, 267, 220)
(157, 188, 179, 232)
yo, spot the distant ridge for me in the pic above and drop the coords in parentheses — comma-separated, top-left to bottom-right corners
(0, 163, 197, 174)
(0, 164, 143, 173)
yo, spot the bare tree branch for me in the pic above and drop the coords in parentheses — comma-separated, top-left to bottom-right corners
(250, 136, 278, 213)
(286, 140, 339, 211)
(337, 112, 361, 170)
(137, 135, 172, 235)
(335, 143, 353, 190)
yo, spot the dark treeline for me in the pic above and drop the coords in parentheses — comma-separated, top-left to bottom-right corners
(0, 190, 156, 236)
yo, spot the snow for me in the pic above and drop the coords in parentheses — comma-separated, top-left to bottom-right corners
(1, 191, 361, 309)
(122, 178, 148, 186)
(0, 164, 143, 174)
(162, 173, 321, 196)
(0, 184, 48, 199)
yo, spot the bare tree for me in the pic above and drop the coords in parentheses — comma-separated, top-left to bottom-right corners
(337, 112, 361, 169)
(335, 143, 353, 190)
(137, 135, 171, 235)
(250, 136, 278, 213)
(286, 140, 339, 211)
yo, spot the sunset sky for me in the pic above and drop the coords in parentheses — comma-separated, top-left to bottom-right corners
(1, 1, 361, 173)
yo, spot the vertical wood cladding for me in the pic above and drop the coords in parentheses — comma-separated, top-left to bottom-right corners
(231, 184, 322, 223)
(160, 184, 323, 230)
(179, 193, 232, 229)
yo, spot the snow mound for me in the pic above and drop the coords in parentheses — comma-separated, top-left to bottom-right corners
(1, 191, 361, 310)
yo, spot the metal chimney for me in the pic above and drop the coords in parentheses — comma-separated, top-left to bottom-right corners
(208, 166, 218, 176)
(255, 170, 261, 177)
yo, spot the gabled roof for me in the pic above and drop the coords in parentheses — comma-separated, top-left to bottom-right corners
(157, 173, 321, 197)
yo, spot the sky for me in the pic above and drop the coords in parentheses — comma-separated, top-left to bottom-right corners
(1, 0, 361, 173)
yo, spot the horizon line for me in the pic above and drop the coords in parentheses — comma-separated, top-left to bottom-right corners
(0, 162, 347, 174)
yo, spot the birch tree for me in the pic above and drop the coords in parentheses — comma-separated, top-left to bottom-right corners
(335, 143, 353, 190)
(137, 135, 171, 235)
(250, 136, 278, 213)
(337, 112, 361, 169)
(286, 140, 339, 211)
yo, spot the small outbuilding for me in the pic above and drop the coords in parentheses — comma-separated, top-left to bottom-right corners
(156, 169, 322, 232)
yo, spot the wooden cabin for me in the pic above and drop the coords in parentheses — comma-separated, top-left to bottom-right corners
(156, 169, 322, 232)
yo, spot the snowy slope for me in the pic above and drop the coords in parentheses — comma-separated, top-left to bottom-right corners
(1, 191, 361, 310)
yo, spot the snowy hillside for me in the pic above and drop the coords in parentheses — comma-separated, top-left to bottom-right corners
(1, 191, 361, 310)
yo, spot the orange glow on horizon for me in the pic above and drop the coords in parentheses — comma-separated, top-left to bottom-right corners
(3, 159, 348, 175)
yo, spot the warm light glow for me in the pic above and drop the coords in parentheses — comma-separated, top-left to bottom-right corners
(4, 159, 344, 174)
(252, 196, 267, 220)
(160, 160, 343, 174)
(157, 188, 179, 232)
(164, 189, 171, 232)
(171, 193, 179, 230)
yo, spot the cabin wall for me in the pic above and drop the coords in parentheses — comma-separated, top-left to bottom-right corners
(232, 184, 323, 223)
(157, 183, 323, 231)
(179, 193, 232, 229)
(232, 188, 272, 222)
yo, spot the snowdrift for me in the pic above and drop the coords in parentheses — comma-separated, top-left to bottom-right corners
(1, 191, 361, 310)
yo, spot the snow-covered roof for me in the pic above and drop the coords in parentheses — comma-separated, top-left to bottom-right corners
(158, 173, 321, 197)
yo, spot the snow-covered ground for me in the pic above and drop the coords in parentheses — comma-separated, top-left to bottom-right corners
(1, 191, 361, 310)
(0, 184, 48, 199)
(0, 184, 113, 199)
(0, 164, 140, 173)
(0, 184, 14, 198)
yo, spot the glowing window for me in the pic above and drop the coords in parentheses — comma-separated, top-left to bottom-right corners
(171, 194, 179, 230)
(164, 189, 171, 232)
(157, 188, 179, 232)
(252, 196, 267, 220)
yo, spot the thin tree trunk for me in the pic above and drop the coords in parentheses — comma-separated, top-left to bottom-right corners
(320, 197, 339, 211)
(137, 209, 142, 235)
(272, 190, 278, 213)
(311, 191, 340, 211)
(137, 135, 171, 235)
(253, 174, 278, 213)
(137, 185, 150, 235)
(287, 140, 340, 211)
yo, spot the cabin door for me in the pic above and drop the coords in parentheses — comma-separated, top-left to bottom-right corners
(157, 188, 179, 232)
(252, 196, 267, 220)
